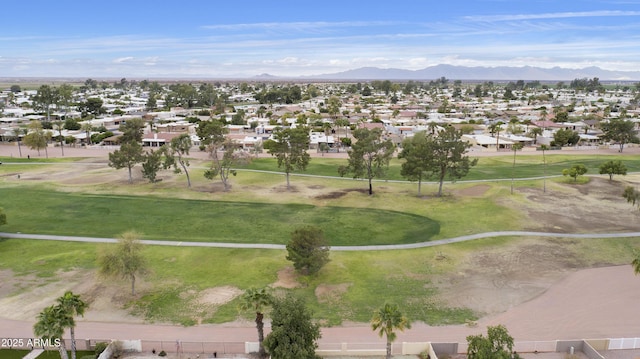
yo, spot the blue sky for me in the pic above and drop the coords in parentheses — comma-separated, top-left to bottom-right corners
(2, 0, 640, 78)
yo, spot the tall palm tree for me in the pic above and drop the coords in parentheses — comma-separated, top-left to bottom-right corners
(488, 122, 503, 151)
(238, 288, 273, 358)
(56, 292, 87, 359)
(540, 144, 549, 193)
(511, 143, 523, 195)
(15, 127, 28, 158)
(34, 305, 70, 359)
(80, 122, 93, 146)
(371, 303, 411, 359)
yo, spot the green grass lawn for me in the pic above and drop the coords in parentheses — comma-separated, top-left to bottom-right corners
(0, 186, 440, 246)
(237, 153, 640, 181)
(0, 349, 94, 359)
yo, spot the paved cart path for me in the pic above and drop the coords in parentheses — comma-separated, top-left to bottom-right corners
(1, 231, 640, 251)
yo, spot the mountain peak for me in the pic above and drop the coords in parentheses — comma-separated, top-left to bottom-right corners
(307, 65, 640, 81)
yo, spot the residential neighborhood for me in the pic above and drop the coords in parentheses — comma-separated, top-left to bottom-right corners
(1, 79, 639, 157)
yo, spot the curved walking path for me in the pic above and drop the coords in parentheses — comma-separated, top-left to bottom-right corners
(1, 230, 639, 251)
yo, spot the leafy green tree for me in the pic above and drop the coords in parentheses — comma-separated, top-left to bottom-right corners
(623, 186, 640, 211)
(108, 141, 144, 183)
(98, 231, 148, 295)
(57, 84, 74, 114)
(398, 131, 431, 196)
(601, 119, 639, 152)
(56, 291, 87, 359)
(167, 83, 198, 108)
(424, 127, 477, 197)
(197, 120, 246, 191)
(164, 134, 193, 187)
(599, 160, 627, 181)
(32, 85, 59, 122)
(33, 305, 70, 359)
(263, 294, 321, 359)
(146, 95, 157, 111)
(562, 163, 587, 182)
(197, 119, 227, 151)
(118, 118, 146, 144)
(371, 303, 411, 359)
(231, 109, 246, 125)
(268, 126, 311, 190)
(79, 97, 104, 117)
(204, 138, 251, 191)
(239, 288, 274, 358)
(466, 324, 514, 359)
(552, 128, 580, 147)
(24, 120, 51, 158)
(286, 226, 330, 275)
(64, 118, 81, 131)
(141, 148, 164, 183)
(339, 127, 394, 195)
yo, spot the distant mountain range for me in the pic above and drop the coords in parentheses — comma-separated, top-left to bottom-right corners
(284, 65, 640, 82)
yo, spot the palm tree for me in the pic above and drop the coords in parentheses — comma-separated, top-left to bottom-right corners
(488, 122, 503, 151)
(540, 144, 549, 193)
(34, 305, 70, 359)
(15, 127, 28, 157)
(80, 122, 93, 146)
(528, 127, 543, 144)
(511, 143, 523, 194)
(371, 303, 411, 359)
(56, 292, 87, 359)
(238, 288, 273, 358)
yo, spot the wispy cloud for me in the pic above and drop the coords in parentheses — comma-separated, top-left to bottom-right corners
(201, 20, 398, 31)
(464, 10, 640, 22)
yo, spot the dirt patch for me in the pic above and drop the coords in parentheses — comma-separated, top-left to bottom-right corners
(198, 286, 243, 305)
(271, 267, 300, 288)
(518, 177, 640, 233)
(315, 188, 369, 199)
(435, 238, 585, 315)
(0, 270, 99, 321)
(434, 177, 640, 316)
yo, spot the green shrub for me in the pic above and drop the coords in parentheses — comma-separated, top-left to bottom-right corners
(94, 342, 108, 357)
(159, 350, 167, 357)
